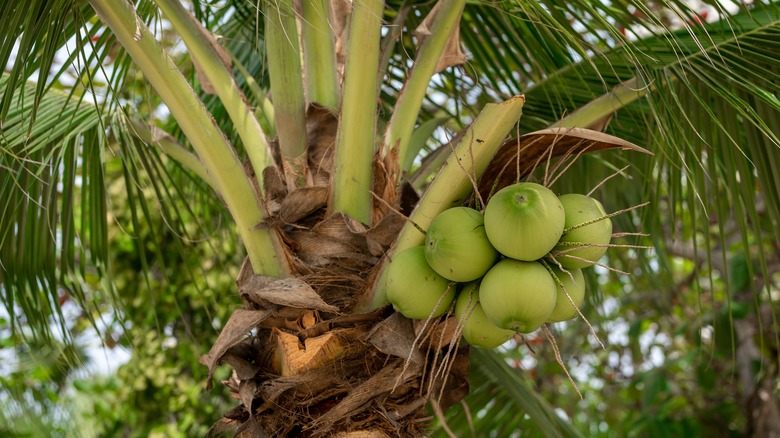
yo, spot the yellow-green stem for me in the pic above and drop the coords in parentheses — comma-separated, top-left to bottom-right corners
(229, 52, 276, 137)
(330, 0, 385, 225)
(302, 0, 339, 110)
(126, 118, 217, 192)
(89, 0, 287, 276)
(154, 0, 274, 193)
(383, 0, 466, 171)
(555, 77, 647, 128)
(265, 0, 309, 188)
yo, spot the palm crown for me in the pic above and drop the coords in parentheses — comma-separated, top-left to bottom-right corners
(2, 0, 779, 435)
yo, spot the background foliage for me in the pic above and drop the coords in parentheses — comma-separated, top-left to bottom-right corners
(2, 0, 779, 436)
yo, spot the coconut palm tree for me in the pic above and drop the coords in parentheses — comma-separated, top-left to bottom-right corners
(2, 0, 779, 435)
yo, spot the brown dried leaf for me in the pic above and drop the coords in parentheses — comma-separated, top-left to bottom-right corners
(239, 379, 259, 414)
(313, 213, 369, 242)
(368, 313, 423, 366)
(365, 213, 406, 256)
(200, 309, 272, 390)
(330, 0, 352, 74)
(478, 127, 653, 199)
(309, 362, 418, 433)
(307, 104, 338, 183)
(279, 186, 329, 224)
(422, 316, 460, 350)
(413, 1, 438, 38)
(222, 351, 260, 381)
(223, 404, 250, 421)
(262, 166, 288, 202)
(289, 214, 376, 267)
(435, 24, 467, 73)
(211, 413, 245, 436)
(372, 150, 399, 224)
(236, 257, 254, 291)
(386, 398, 427, 422)
(237, 273, 275, 300)
(413, 0, 467, 73)
(335, 432, 390, 438)
(236, 418, 269, 438)
(259, 373, 322, 406)
(240, 277, 340, 314)
(290, 231, 377, 267)
(223, 371, 241, 399)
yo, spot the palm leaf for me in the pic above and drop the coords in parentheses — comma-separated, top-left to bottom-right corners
(1, 75, 108, 347)
(436, 347, 584, 438)
(0, 75, 230, 351)
(530, 5, 779, 289)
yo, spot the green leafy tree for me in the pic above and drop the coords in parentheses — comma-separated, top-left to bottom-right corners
(2, 0, 779, 435)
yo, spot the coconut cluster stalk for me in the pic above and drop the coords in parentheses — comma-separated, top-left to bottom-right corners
(363, 96, 526, 310)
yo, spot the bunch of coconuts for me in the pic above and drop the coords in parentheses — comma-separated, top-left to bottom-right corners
(386, 182, 612, 349)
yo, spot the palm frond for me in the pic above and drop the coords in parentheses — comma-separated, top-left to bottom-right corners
(436, 347, 583, 438)
(0, 0, 164, 123)
(1, 75, 107, 347)
(533, 4, 779, 288)
(0, 75, 230, 348)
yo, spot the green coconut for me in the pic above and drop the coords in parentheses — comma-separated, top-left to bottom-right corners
(455, 282, 516, 349)
(556, 193, 612, 269)
(424, 207, 499, 282)
(484, 182, 565, 261)
(386, 246, 456, 319)
(545, 266, 586, 323)
(479, 259, 557, 333)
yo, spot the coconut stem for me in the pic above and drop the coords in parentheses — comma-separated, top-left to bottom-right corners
(393, 283, 456, 393)
(586, 165, 631, 197)
(541, 260, 604, 350)
(549, 253, 631, 275)
(541, 324, 582, 399)
(562, 201, 651, 234)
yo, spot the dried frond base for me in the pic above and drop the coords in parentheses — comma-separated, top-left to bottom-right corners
(205, 262, 470, 437)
